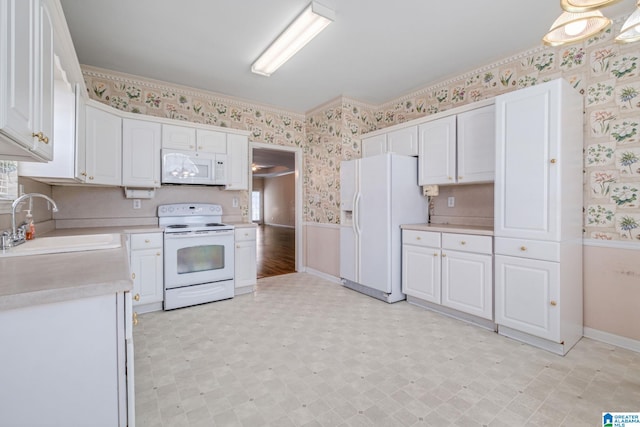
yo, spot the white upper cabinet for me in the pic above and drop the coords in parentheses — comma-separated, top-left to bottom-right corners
(0, 0, 54, 161)
(418, 115, 456, 185)
(456, 105, 495, 183)
(362, 126, 418, 158)
(361, 134, 387, 158)
(225, 133, 248, 190)
(122, 119, 161, 188)
(418, 105, 495, 186)
(494, 79, 583, 241)
(197, 129, 227, 154)
(161, 124, 196, 151)
(84, 105, 122, 186)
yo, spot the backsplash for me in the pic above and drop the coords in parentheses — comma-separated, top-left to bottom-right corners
(80, 16, 640, 241)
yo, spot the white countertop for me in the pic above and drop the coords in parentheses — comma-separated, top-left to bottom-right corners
(401, 223, 494, 236)
(0, 239, 132, 311)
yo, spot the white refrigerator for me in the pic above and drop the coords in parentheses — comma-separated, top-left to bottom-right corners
(340, 153, 428, 303)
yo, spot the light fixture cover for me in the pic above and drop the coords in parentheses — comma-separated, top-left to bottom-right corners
(543, 10, 611, 46)
(252, 1, 335, 76)
(560, 0, 622, 13)
(616, 2, 640, 43)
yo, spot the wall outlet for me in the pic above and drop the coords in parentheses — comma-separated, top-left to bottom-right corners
(232, 197, 238, 208)
(447, 196, 455, 208)
(133, 199, 141, 209)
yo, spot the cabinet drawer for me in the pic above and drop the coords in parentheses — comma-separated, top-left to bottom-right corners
(235, 227, 256, 242)
(130, 233, 163, 250)
(442, 233, 492, 255)
(402, 230, 440, 247)
(494, 237, 559, 262)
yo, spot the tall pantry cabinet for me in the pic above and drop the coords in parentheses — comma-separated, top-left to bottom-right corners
(493, 78, 583, 355)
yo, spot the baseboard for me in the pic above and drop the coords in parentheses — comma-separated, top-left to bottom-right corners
(304, 268, 341, 284)
(584, 327, 640, 353)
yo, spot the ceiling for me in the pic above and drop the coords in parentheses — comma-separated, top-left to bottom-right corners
(252, 148, 295, 178)
(59, 0, 635, 114)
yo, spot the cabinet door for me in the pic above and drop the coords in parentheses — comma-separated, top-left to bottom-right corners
(122, 119, 161, 188)
(31, 0, 53, 160)
(162, 124, 196, 150)
(495, 255, 560, 342)
(85, 106, 122, 185)
(226, 133, 248, 190)
(235, 240, 257, 287)
(457, 105, 495, 184)
(0, 295, 119, 426)
(495, 84, 559, 240)
(418, 115, 456, 185)
(340, 225, 357, 282)
(197, 129, 227, 153)
(441, 250, 492, 320)
(361, 134, 386, 158)
(388, 126, 418, 156)
(131, 248, 163, 305)
(0, 0, 37, 150)
(402, 244, 441, 303)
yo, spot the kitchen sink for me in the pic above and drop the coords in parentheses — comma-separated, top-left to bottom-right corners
(0, 233, 122, 257)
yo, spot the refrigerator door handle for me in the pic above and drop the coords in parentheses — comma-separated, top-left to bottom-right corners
(353, 192, 361, 235)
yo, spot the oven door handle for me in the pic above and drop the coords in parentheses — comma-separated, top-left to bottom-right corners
(164, 230, 234, 239)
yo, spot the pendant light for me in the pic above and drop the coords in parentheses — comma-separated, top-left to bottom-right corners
(560, 0, 622, 13)
(543, 10, 611, 46)
(616, 1, 640, 43)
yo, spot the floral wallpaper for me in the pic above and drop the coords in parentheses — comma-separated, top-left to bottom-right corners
(84, 16, 640, 241)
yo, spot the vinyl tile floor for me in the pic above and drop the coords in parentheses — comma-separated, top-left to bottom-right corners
(134, 273, 640, 427)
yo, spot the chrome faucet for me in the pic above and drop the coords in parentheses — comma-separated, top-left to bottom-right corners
(2, 193, 59, 249)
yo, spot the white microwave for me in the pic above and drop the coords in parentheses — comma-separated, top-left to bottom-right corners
(161, 149, 227, 185)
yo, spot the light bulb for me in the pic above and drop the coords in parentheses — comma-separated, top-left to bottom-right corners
(565, 19, 587, 35)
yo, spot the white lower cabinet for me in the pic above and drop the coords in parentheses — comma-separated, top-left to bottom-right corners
(234, 226, 257, 293)
(442, 249, 492, 320)
(402, 229, 493, 323)
(495, 254, 559, 342)
(129, 232, 163, 313)
(0, 292, 134, 427)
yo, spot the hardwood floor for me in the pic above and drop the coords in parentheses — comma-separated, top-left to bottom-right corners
(256, 224, 296, 278)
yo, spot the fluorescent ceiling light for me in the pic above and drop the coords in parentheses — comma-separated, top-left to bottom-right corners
(251, 1, 335, 77)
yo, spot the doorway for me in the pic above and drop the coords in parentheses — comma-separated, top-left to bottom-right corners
(250, 143, 303, 278)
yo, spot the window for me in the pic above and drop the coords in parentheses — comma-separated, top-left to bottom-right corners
(252, 191, 261, 222)
(0, 160, 18, 213)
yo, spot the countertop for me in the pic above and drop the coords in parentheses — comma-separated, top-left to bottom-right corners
(401, 223, 494, 236)
(0, 236, 132, 311)
(0, 221, 257, 311)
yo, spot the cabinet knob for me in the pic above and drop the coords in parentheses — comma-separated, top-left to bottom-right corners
(550, 300, 557, 306)
(520, 246, 527, 251)
(81, 171, 87, 177)
(442, 253, 447, 257)
(236, 244, 241, 248)
(448, 176, 453, 181)
(145, 239, 150, 243)
(550, 158, 557, 164)
(190, 145, 195, 149)
(89, 176, 94, 180)
(133, 312, 138, 326)
(433, 253, 438, 257)
(416, 236, 421, 240)
(134, 293, 140, 301)
(458, 176, 463, 180)
(131, 272, 136, 280)
(460, 241, 466, 245)
(156, 252, 161, 256)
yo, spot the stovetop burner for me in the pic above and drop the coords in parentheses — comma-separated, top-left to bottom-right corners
(158, 203, 234, 233)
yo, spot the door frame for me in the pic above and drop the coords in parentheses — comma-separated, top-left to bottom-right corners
(250, 142, 303, 272)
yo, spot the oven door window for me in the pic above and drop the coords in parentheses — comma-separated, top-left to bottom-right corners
(177, 244, 225, 274)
